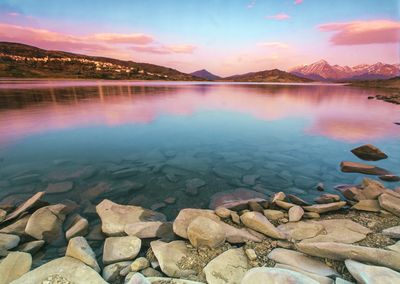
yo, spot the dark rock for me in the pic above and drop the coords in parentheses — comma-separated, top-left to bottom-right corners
(340, 161, 390, 175)
(351, 144, 388, 161)
(287, 194, 310, 206)
(379, 175, 400, 182)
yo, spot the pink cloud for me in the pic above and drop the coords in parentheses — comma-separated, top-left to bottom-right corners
(7, 12, 20, 16)
(131, 44, 196, 54)
(294, 0, 303, 4)
(319, 19, 400, 45)
(88, 33, 154, 44)
(166, 44, 196, 53)
(259, 42, 289, 49)
(266, 13, 290, 21)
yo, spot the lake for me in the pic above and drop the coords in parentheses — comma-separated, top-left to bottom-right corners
(0, 80, 399, 221)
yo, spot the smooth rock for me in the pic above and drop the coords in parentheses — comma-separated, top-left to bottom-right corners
(241, 267, 319, 284)
(96, 199, 166, 236)
(268, 248, 338, 276)
(379, 194, 400, 217)
(65, 214, 89, 240)
(0, 251, 31, 284)
(66, 236, 100, 272)
(288, 206, 304, 222)
(203, 248, 249, 284)
(275, 264, 334, 284)
(4, 192, 45, 222)
(187, 216, 225, 248)
(25, 204, 67, 242)
(340, 161, 390, 175)
(263, 209, 285, 220)
(382, 225, 400, 238)
(351, 200, 381, 212)
(17, 240, 45, 254)
(248, 201, 264, 212)
(215, 207, 231, 218)
(296, 242, 400, 271)
(379, 175, 400, 182)
(125, 221, 163, 238)
(351, 144, 388, 161)
(126, 272, 150, 284)
(345, 259, 400, 284)
(0, 233, 20, 250)
(150, 240, 195, 278)
(275, 200, 295, 210)
(11, 256, 107, 284)
(103, 236, 141, 265)
(303, 201, 346, 214)
(278, 221, 325, 241)
(0, 215, 30, 235)
(131, 257, 150, 272)
(240, 211, 286, 239)
(271, 192, 286, 203)
(314, 194, 341, 204)
(245, 248, 257, 261)
(287, 194, 310, 206)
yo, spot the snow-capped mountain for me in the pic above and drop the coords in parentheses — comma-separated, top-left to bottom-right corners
(289, 60, 400, 81)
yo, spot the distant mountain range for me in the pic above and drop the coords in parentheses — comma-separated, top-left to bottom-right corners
(191, 69, 221, 80)
(289, 60, 400, 81)
(223, 69, 312, 83)
(0, 42, 202, 81)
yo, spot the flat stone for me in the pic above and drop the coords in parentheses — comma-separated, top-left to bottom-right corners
(351, 200, 381, 212)
(65, 214, 89, 240)
(345, 259, 400, 284)
(0, 251, 32, 284)
(275, 264, 334, 284)
(314, 194, 341, 204)
(0, 214, 30, 235)
(303, 201, 346, 214)
(264, 209, 285, 220)
(302, 219, 371, 244)
(4, 192, 45, 222)
(46, 181, 74, 194)
(275, 200, 295, 210)
(268, 248, 338, 276)
(66, 236, 100, 272)
(288, 206, 304, 222)
(340, 161, 390, 175)
(102, 261, 131, 282)
(25, 204, 67, 243)
(151, 240, 195, 278)
(240, 211, 286, 239)
(131, 257, 150, 272)
(187, 216, 225, 248)
(379, 175, 400, 182)
(164, 197, 176, 204)
(382, 225, 400, 238)
(379, 194, 400, 217)
(96, 199, 166, 236)
(351, 144, 388, 161)
(11, 256, 107, 284)
(103, 236, 141, 265)
(215, 207, 232, 218)
(287, 194, 310, 206)
(125, 221, 163, 238)
(203, 248, 249, 284)
(209, 188, 267, 210)
(296, 242, 400, 271)
(0, 233, 20, 250)
(335, 278, 354, 284)
(17, 240, 45, 255)
(278, 221, 325, 241)
(146, 278, 203, 284)
(241, 267, 319, 284)
(303, 212, 320, 219)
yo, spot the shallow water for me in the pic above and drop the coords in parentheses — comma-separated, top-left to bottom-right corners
(0, 80, 399, 221)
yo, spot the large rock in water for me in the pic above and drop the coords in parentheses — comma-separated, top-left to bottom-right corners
(345, 259, 400, 284)
(209, 188, 267, 210)
(203, 248, 250, 284)
(25, 204, 67, 243)
(187, 216, 226, 248)
(267, 248, 338, 276)
(241, 267, 320, 284)
(379, 194, 400, 217)
(11, 256, 107, 284)
(351, 144, 388, 161)
(150, 240, 195, 278)
(0, 251, 32, 284)
(240, 211, 286, 239)
(66, 236, 100, 272)
(103, 236, 141, 265)
(296, 242, 400, 271)
(96, 199, 166, 236)
(340, 161, 390, 175)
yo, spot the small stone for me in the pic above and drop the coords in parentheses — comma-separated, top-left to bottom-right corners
(0, 233, 20, 250)
(316, 183, 325, 191)
(164, 197, 176, 204)
(131, 257, 150, 272)
(187, 216, 226, 248)
(0, 252, 32, 284)
(264, 209, 285, 220)
(66, 236, 100, 272)
(288, 206, 304, 222)
(303, 212, 320, 219)
(103, 236, 142, 265)
(314, 194, 341, 204)
(140, 267, 163, 277)
(231, 211, 240, 224)
(245, 248, 257, 261)
(126, 272, 150, 284)
(215, 207, 232, 218)
(271, 192, 286, 203)
(351, 144, 388, 161)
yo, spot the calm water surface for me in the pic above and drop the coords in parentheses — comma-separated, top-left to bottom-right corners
(0, 80, 399, 220)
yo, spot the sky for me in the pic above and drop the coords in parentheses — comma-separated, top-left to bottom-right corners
(0, 0, 399, 76)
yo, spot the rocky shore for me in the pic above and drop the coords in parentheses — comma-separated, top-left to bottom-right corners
(0, 145, 399, 284)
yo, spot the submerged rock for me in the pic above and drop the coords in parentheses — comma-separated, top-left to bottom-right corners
(203, 248, 249, 284)
(46, 181, 74, 194)
(351, 144, 388, 161)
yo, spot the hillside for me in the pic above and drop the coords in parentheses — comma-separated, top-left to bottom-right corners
(350, 77, 400, 90)
(223, 69, 312, 83)
(191, 69, 221, 80)
(0, 42, 203, 81)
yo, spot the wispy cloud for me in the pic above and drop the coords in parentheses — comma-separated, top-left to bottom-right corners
(7, 12, 20, 16)
(247, 0, 256, 9)
(88, 33, 154, 45)
(259, 42, 289, 49)
(294, 0, 303, 5)
(266, 13, 290, 21)
(131, 44, 196, 54)
(319, 19, 400, 45)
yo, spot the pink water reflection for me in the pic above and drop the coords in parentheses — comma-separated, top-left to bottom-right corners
(0, 82, 398, 146)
